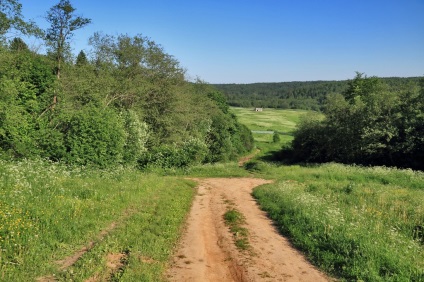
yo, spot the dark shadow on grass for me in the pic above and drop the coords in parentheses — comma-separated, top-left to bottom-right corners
(256, 145, 298, 165)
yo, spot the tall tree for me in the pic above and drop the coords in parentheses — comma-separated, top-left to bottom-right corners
(45, 0, 91, 79)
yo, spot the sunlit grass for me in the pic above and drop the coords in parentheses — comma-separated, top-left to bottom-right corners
(0, 159, 195, 281)
(230, 107, 310, 133)
(252, 162, 424, 281)
(230, 107, 311, 151)
(231, 106, 424, 281)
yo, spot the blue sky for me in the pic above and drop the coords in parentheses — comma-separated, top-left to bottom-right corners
(18, 0, 424, 83)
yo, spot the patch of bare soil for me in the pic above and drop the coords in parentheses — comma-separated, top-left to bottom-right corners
(166, 178, 330, 282)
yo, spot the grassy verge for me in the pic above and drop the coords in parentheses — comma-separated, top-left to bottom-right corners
(252, 162, 424, 281)
(223, 205, 250, 251)
(0, 159, 195, 281)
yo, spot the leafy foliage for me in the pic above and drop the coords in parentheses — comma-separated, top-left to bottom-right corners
(287, 73, 424, 170)
(0, 0, 41, 41)
(75, 50, 88, 66)
(63, 106, 126, 167)
(0, 1, 253, 168)
(0, 47, 55, 158)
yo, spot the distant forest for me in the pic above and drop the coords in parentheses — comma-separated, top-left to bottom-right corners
(214, 77, 422, 110)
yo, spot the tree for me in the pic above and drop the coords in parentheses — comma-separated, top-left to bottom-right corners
(45, 0, 91, 79)
(343, 72, 382, 104)
(0, 0, 41, 41)
(9, 37, 28, 52)
(75, 49, 88, 66)
(88, 33, 186, 144)
(287, 73, 424, 170)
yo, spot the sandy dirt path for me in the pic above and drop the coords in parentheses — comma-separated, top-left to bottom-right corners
(166, 178, 329, 282)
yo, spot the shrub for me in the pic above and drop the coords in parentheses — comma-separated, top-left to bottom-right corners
(121, 110, 149, 165)
(181, 138, 209, 165)
(139, 138, 208, 170)
(272, 132, 280, 143)
(64, 106, 126, 167)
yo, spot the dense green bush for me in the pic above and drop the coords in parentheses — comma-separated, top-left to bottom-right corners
(138, 138, 208, 170)
(181, 138, 209, 165)
(0, 49, 55, 159)
(204, 91, 254, 163)
(272, 132, 280, 143)
(233, 122, 255, 153)
(64, 106, 126, 167)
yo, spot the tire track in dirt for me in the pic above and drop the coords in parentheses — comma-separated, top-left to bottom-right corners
(166, 178, 330, 282)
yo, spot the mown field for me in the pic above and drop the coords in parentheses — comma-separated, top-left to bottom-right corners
(0, 160, 195, 281)
(231, 107, 424, 281)
(230, 107, 311, 143)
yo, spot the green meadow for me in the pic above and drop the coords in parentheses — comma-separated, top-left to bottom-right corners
(251, 162, 424, 281)
(230, 107, 313, 153)
(0, 107, 422, 281)
(230, 107, 308, 132)
(0, 160, 195, 281)
(231, 107, 424, 281)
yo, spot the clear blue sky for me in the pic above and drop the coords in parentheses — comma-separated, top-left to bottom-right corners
(18, 0, 424, 83)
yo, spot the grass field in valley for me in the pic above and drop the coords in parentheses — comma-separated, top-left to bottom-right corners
(230, 107, 310, 143)
(0, 160, 195, 281)
(230, 108, 424, 281)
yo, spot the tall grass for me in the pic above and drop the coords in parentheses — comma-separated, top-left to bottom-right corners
(252, 162, 424, 281)
(0, 159, 195, 281)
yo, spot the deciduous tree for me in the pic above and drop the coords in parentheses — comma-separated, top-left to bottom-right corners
(0, 0, 41, 41)
(45, 0, 91, 79)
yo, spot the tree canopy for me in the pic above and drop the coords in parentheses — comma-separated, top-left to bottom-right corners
(0, 0, 253, 168)
(284, 74, 424, 170)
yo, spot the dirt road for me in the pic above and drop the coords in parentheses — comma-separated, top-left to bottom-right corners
(166, 178, 329, 282)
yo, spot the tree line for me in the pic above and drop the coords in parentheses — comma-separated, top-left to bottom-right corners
(279, 73, 424, 170)
(0, 0, 253, 168)
(214, 77, 421, 111)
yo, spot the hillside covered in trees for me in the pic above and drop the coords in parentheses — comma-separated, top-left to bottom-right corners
(214, 77, 421, 111)
(0, 0, 253, 168)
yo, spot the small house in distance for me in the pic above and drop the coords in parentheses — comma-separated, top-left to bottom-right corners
(254, 108, 263, 112)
